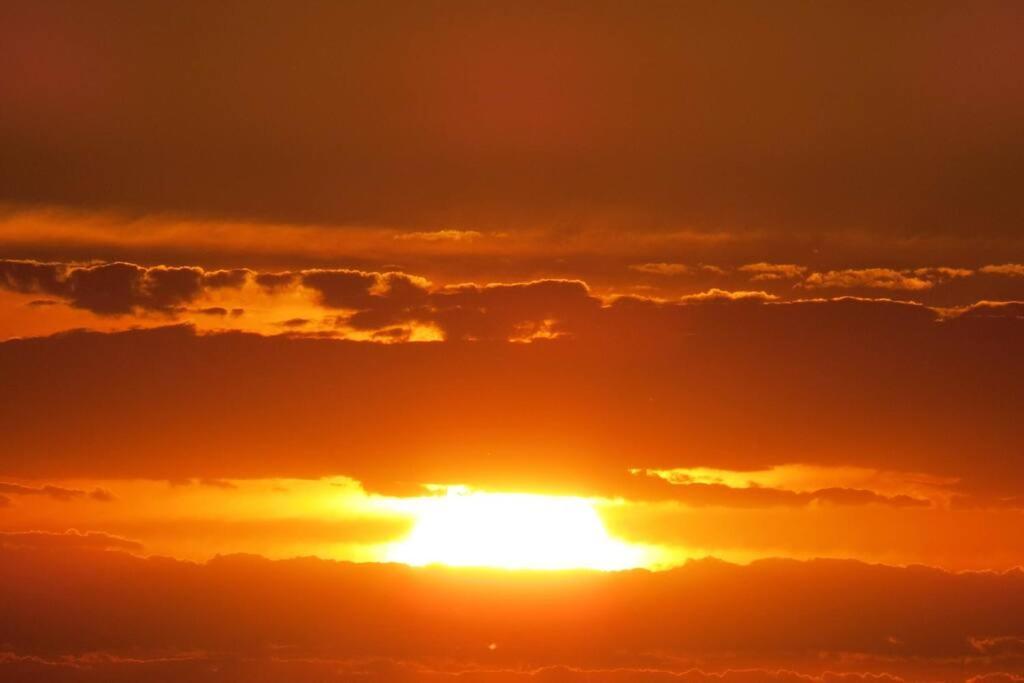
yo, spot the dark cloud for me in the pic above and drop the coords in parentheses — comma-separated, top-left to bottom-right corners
(201, 269, 251, 289)
(196, 478, 236, 490)
(103, 515, 414, 548)
(193, 306, 228, 316)
(89, 488, 115, 502)
(0, 289, 1021, 502)
(0, 655, 946, 683)
(300, 269, 379, 308)
(1, 548, 1023, 680)
(5, 258, 1024, 331)
(253, 271, 296, 291)
(275, 318, 310, 328)
(0, 260, 204, 314)
(0, 530, 140, 551)
(950, 494, 1024, 512)
(621, 479, 930, 509)
(0, 482, 113, 502)
(264, 269, 598, 340)
(430, 280, 598, 341)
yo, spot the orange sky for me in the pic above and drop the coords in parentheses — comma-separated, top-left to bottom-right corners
(2, 2, 1024, 681)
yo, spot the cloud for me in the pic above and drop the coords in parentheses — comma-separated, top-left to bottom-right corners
(1, 266, 1023, 512)
(630, 263, 691, 276)
(394, 230, 483, 242)
(0, 482, 113, 503)
(945, 301, 1024, 322)
(0, 549, 1022, 680)
(970, 637, 1024, 657)
(739, 263, 808, 281)
(197, 478, 237, 490)
(623, 471, 931, 509)
(980, 264, 1024, 278)
(678, 289, 778, 302)
(950, 494, 1024, 511)
(801, 269, 933, 291)
(0, 530, 141, 551)
(5, 257, 1023, 341)
(108, 515, 415, 549)
(912, 267, 974, 280)
(0, 654, 924, 683)
(300, 269, 380, 308)
(193, 306, 229, 316)
(276, 317, 311, 328)
(254, 271, 297, 291)
(89, 488, 115, 502)
(0, 260, 206, 314)
(202, 268, 252, 289)
(0, 289, 1020, 507)
(430, 279, 597, 341)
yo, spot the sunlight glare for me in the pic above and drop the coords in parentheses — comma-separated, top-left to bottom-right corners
(385, 489, 645, 570)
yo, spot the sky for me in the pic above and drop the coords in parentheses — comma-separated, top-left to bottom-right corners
(1, 2, 1024, 682)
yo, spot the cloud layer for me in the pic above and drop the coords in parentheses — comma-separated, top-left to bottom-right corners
(1, 548, 1023, 681)
(0, 290, 1021, 506)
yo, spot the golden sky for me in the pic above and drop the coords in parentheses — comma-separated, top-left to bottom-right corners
(2, 2, 1024, 682)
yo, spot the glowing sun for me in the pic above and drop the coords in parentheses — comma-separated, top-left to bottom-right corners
(386, 489, 644, 570)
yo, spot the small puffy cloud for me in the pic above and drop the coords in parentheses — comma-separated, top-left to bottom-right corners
(912, 267, 974, 280)
(394, 229, 482, 242)
(970, 637, 1024, 657)
(980, 264, 1024, 277)
(680, 288, 778, 302)
(739, 263, 808, 281)
(802, 269, 933, 291)
(630, 263, 691, 276)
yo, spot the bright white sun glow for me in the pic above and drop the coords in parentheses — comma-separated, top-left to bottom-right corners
(385, 489, 645, 570)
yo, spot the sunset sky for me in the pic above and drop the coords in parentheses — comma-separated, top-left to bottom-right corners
(2, 2, 1024, 682)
